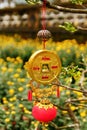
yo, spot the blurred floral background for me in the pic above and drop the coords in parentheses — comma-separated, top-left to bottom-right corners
(0, 0, 87, 130)
(0, 34, 87, 130)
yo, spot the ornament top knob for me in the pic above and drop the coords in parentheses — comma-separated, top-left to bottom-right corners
(37, 29, 52, 41)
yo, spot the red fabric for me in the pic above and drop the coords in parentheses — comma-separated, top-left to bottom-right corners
(28, 90, 32, 101)
(57, 87, 60, 98)
(32, 105, 57, 122)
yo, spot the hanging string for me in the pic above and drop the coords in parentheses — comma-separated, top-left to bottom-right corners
(28, 90, 32, 101)
(42, 0, 47, 49)
(57, 87, 60, 98)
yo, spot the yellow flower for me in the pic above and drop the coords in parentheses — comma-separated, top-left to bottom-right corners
(66, 91, 70, 95)
(1, 67, 7, 72)
(83, 119, 86, 122)
(10, 58, 15, 62)
(60, 87, 64, 92)
(12, 96, 17, 101)
(9, 103, 14, 107)
(26, 84, 31, 88)
(3, 100, 8, 104)
(6, 112, 10, 115)
(5, 118, 10, 123)
(32, 92, 35, 96)
(6, 57, 12, 62)
(2, 97, 8, 104)
(16, 68, 21, 73)
(10, 106, 15, 110)
(8, 68, 13, 72)
(11, 111, 16, 115)
(19, 104, 24, 108)
(18, 78, 25, 82)
(0, 58, 4, 64)
(8, 89, 15, 95)
(66, 49, 71, 54)
(80, 110, 86, 117)
(13, 73, 19, 78)
(9, 96, 16, 101)
(20, 78, 25, 82)
(18, 87, 24, 92)
(24, 110, 31, 114)
(23, 107, 27, 111)
(16, 57, 23, 63)
(62, 110, 68, 114)
(74, 91, 83, 97)
(80, 45, 85, 51)
(7, 81, 14, 86)
(23, 107, 32, 114)
(70, 105, 76, 111)
(3, 97, 7, 101)
(14, 61, 18, 64)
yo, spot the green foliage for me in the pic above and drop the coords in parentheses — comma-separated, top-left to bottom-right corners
(0, 56, 87, 130)
(25, 0, 85, 5)
(59, 22, 77, 33)
(70, 0, 84, 5)
(0, 45, 33, 64)
(25, 0, 42, 4)
(0, 35, 87, 129)
(0, 36, 86, 67)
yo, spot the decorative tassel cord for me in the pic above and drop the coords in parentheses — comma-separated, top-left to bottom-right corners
(42, 0, 47, 49)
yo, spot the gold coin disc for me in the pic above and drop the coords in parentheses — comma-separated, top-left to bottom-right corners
(27, 50, 61, 84)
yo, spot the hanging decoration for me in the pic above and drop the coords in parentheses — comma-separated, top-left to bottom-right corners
(25, 0, 62, 128)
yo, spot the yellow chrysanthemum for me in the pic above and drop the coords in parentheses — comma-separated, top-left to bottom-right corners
(5, 118, 10, 123)
(9, 103, 14, 107)
(1, 67, 7, 72)
(20, 78, 25, 82)
(8, 68, 13, 72)
(13, 73, 20, 78)
(3, 100, 8, 104)
(17, 78, 25, 83)
(26, 84, 31, 88)
(8, 89, 15, 95)
(11, 106, 15, 110)
(18, 87, 24, 92)
(66, 90, 70, 95)
(80, 110, 86, 117)
(70, 105, 76, 111)
(74, 91, 83, 97)
(16, 68, 21, 73)
(12, 96, 17, 101)
(11, 111, 16, 115)
(3, 97, 7, 101)
(7, 81, 14, 86)
(6, 57, 12, 62)
(6, 112, 10, 115)
(66, 49, 71, 54)
(10, 58, 15, 62)
(0, 58, 4, 64)
(16, 57, 23, 63)
(9, 96, 16, 102)
(62, 110, 68, 114)
(19, 104, 24, 108)
(24, 110, 31, 114)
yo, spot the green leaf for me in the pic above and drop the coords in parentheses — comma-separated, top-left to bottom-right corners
(25, 0, 42, 5)
(70, 0, 84, 5)
(59, 22, 77, 33)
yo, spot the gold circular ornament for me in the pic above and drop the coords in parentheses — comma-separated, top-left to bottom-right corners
(26, 50, 61, 84)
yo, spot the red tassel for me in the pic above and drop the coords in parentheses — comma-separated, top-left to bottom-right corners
(28, 90, 32, 101)
(57, 87, 60, 98)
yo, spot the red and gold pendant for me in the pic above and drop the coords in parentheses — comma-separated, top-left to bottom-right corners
(25, 49, 61, 84)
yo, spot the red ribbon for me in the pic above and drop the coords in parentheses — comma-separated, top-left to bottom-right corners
(42, 0, 47, 49)
(57, 87, 60, 98)
(28, 90, 32, 101)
